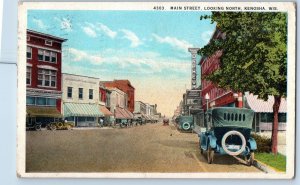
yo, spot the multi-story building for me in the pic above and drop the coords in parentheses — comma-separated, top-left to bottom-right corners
(200, 28, 243, 110)
(62, 73, 103, 127)
(26, 29, 66, 126)
(103, 80, 135, 112)
(134, 101, 147, 115)
(99, 83, 113, 124)
(107, 87, 133, 121)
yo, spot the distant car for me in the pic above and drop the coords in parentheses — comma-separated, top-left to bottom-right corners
(26, 121, 42, 131)
(46, 121, 74, 130)
(163, 118, 169, 125)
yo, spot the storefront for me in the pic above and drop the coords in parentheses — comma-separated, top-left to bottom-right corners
(99, 105, 114, 126)
(64, 102, 103, 127)
(26, 106, 62, 127)
(114, 107, 134, 124)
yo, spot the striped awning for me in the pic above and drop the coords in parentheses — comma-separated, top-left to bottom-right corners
(27, 106, 62, 117)
(64, 103, 103, 117)
(99, 105, 113, 116)
(114, 107, 133, 119)
(245, 94, 287, 113)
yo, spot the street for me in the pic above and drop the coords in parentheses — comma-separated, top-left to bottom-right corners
(26, 123, 261, 173)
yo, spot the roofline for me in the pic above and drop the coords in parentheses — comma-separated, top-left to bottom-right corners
(27, 29, 67, 42)
(62, 73, 99, 80)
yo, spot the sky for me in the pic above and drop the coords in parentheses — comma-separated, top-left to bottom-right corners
(28, 10, 216, 116)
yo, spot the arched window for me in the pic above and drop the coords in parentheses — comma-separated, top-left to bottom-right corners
(239, 114, 242, 121)
(227, 113, 230, 121)
(243, 114, 246, 121)
(235, 113, 238, 121)
(231, 113, 234, 121)
(224, 113, 226, 120)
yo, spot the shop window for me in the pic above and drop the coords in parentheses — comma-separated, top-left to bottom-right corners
(37, 97, 46, 105)
(79, 88, 83, 99)
(26, 96, 35, 105)
(87, 117, 95, 121)
(47, 99, 56, 106)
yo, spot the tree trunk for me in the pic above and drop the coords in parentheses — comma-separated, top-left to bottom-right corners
(271, 96, 281, 154)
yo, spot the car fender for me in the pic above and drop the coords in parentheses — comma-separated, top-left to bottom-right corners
(207, 135, 217, 149)
(248, 137, 257, 150)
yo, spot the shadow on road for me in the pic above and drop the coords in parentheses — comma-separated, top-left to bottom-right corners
(158, 139, 198, 149)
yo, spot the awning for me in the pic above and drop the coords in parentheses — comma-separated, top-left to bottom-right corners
(27, 106, 62, 117)
(99, 105, 113, 116)
(114, 107, 134, 119)
(245, 94, 287, 113)
(64, 103, 103, 117)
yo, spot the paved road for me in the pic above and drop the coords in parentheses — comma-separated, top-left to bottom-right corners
(26, 123, 261, 173)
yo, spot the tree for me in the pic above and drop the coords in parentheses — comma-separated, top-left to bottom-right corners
(198, 12, 287, 154)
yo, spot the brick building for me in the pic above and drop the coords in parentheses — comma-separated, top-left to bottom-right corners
(26, 29, 66, 126)
(200, 28, 243, 110)
(102, 80, 135, 112)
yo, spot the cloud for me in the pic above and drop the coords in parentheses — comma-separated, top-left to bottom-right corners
(97, 23, 117, 39)
(68, 48, 102, 64)
(82, 26, 97, 38)
(120, 29, 142, 48)
(201, 30, 213, 44)
(65, 48, 189, 74)
(152, 34, 193, 52)
(33, 18, 46, 30)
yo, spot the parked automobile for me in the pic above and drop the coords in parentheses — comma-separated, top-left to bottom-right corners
(177, 115, 194, 131)
(46, 121, 75, 130)
(26, 121, 42, 131)
(199, 107, 257, 165)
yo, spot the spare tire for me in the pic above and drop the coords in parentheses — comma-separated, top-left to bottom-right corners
(221, 130, 246, 156)
(182, 122, 191, 130)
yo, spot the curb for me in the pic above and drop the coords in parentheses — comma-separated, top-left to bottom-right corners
(253, 160, 277, 173)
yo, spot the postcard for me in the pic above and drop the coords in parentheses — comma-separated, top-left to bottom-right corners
(17, 1, 295, 179)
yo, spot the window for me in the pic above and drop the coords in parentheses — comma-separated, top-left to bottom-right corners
(67, 87, 72, 98)
(26, 96, 56, 106)
(79, 88, 83, 99)
(37, 49, 57, 63)
(44, 50, 50, 62)
(26, 96, 35, 105)
(45, 40, 53, 46)
(89, 89, 93, 100)
(26, 67, 31, 85)
(51, 52, 57, 63)
(27, 36, 30, 41)
(27, 46, 32, 59)
(239, 114, 242, 121)
(38, 69, 57, 87)
(235, 113, 238, 121)
(243, 114, 246, 121)
(37, 97, 47, 105)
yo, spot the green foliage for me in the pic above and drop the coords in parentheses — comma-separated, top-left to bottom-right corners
(199, 12, 287, 100)
(251, 133, 271, 153)
(255, 152, 286, 172)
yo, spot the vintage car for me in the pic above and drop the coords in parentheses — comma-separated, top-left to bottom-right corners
(177, 115, 194, 131)
(26, 120, 42, 131)
(46, 121, 75, 130)
(199, 107, 257, 165)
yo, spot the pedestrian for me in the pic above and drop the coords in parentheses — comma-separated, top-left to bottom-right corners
(100, 118, 104, 127)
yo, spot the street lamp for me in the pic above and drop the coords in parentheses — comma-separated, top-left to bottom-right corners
(205, 93, 210, 131)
